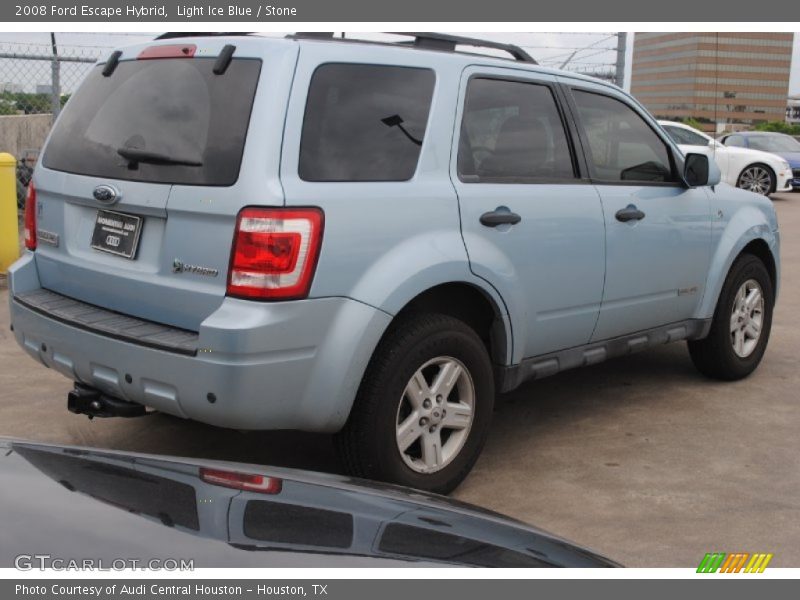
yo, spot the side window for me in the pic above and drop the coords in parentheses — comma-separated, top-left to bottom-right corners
(458, 78, 575, 182)
(725, 135, 745, 147)
(299, 64, 435, 182)
(664, 125, 708, 147)
(243, 501, 354, 549)
(572, 90, 676, 183)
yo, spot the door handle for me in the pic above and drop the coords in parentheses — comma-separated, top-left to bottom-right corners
(615, 204, 646, 222)
(480, 209, 522, 227)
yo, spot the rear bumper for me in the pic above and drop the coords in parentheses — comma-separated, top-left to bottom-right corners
(8, 254, 391, 432)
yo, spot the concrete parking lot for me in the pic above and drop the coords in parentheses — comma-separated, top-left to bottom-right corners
(1, 192, 798, 568)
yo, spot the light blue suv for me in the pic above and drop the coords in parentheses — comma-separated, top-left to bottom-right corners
(8, 33, 780, 493)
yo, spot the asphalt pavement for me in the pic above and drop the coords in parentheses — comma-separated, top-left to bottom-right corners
(1, 192, 798, 567)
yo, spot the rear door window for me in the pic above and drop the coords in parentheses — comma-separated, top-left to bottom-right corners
(724, 135, 746, 147)
(299, 64, 435, 181)
(43, 58, 261, 186)
(458, 77, 576, 182)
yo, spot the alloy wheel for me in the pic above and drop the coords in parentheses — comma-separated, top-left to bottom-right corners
(738, 166, 772, 196)
(395, 356, 475, 474)
(730, 279, 765, 358)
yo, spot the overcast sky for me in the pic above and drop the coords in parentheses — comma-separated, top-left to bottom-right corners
(1, 31, 798, 95)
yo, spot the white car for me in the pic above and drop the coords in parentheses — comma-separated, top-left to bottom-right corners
(659, 120, 793, 196)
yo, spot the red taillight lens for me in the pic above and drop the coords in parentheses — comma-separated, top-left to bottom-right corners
(199, 468, 282, 494)
(227, 207, 324, 300)
(23, 183, 36, 251)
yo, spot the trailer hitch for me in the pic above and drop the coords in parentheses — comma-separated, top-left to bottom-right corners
(68, 384, 148, 419)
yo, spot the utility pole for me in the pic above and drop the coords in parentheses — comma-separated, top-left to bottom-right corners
(615, 32, 628, 88)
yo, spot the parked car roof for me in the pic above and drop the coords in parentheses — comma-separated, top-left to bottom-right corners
(0, 438, 619, 568)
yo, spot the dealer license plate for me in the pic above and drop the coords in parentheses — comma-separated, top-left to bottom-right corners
(90, 209, 143, 259)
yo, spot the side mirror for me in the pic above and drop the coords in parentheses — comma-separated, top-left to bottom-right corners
(684, 153, 721, 187)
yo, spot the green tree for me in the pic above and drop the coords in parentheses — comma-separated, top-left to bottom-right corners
(681, 117, 705, 132)
(754, 121, 800, 135)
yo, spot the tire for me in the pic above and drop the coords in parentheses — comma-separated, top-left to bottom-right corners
(688, 254, 774, 380)
(736, 164, 775, 196)
(336, 313, 495, 494)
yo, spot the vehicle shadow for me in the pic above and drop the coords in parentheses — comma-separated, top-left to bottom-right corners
(83, 342, 705, 477)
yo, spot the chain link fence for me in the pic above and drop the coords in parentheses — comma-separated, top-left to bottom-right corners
(0, 41, 101, 207)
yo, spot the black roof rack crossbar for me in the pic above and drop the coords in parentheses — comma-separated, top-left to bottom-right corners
(394, 33, 536, 64)
(290, 32, 537, 64)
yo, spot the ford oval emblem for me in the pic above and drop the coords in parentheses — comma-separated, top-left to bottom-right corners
(93, 185, 118, 204)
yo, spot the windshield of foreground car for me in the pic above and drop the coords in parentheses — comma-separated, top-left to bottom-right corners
(748, 135, 800, 153)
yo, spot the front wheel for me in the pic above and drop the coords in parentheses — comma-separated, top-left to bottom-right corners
(688, 254, 774, 380)
(336, 313, 495, 494)
(736, 164, 775, 196)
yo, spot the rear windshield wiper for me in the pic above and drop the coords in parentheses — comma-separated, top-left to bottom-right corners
(117, 147, 203, 168)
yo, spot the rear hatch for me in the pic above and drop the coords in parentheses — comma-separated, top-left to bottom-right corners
(32, 37, 297, 330)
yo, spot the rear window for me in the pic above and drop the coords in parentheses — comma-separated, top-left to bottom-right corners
(43, 57, 261, 186)
(299, 64, 435, 182)
(15, 447, 199, 531)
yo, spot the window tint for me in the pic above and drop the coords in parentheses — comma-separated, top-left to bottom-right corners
(299, 64, 435, 181)
(379, 523, 552, 567)
(663, 125, 709, 147)
(748, 135, 800, 152)
(458, 78, 575, 182)
(724, 135, 745, 147)
(243, 500, 353, 548)
(43, 59, 261, 186)
(573, 90, 675, 183)
(16, 447, 199, 530)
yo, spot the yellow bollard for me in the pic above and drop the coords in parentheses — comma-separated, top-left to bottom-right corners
(0, 152, 20, 273)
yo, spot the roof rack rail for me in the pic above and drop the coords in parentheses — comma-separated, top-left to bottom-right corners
(154, 32, 537, 64)
(396, 33, 536, 63)
(155, 32, 254, 40)
(291, 32, 537, 64)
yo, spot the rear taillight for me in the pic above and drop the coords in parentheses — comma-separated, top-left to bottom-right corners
(199, 468, 282, 494)
(23, 183, 36, 251)
(227, 207, 324, 300)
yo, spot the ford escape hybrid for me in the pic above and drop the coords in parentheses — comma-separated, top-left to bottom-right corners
(8, 33, 780, 494)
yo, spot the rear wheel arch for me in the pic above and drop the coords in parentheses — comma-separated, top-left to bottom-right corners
(391, 282, 510, 368)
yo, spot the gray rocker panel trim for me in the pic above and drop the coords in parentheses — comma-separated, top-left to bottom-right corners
(497, 318, 712, 393)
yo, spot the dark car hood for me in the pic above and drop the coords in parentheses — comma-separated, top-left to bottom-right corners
(0, 438, 619, 568)
(775, 151, 800, 166)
